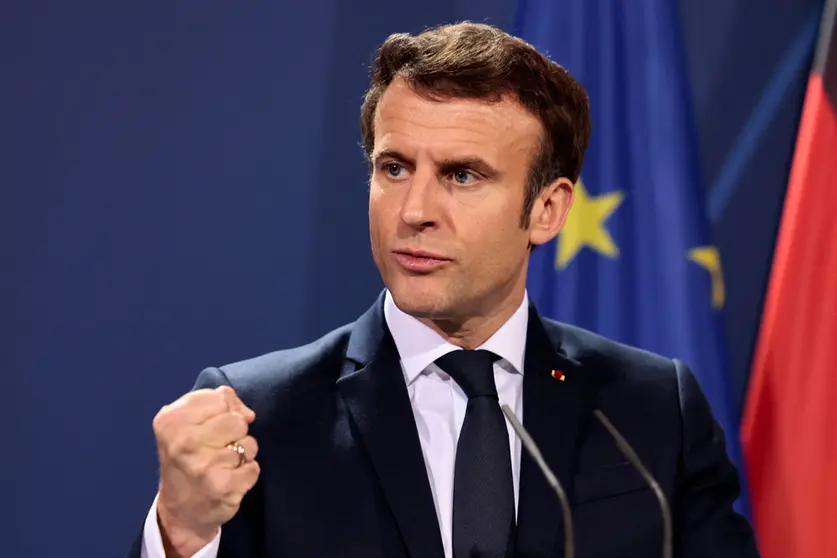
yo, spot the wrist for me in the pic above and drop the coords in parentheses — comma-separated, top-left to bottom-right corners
(157, 504, 218, 558)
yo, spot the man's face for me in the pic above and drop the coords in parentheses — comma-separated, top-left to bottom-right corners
(368, 78, 570, 323)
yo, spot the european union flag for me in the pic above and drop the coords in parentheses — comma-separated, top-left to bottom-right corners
(519, 0, 750, 516)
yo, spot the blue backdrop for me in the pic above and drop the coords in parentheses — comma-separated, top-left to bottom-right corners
(1, 0, 822, 554)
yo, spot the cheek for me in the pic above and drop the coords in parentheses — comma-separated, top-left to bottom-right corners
(460, 212, 528, 266)
(368, 187, 397, 248)
(370, 184, 406, 227)
(368, 185, 385, 228)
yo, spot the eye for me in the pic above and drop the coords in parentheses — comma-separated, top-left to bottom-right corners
(384, 163, 407, 178)
(450, 169, 478, 185)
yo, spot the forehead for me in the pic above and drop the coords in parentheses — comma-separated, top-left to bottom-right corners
(373, 79, 542, 161)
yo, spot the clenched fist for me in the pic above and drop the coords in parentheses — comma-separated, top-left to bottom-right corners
(153, 386, 260, 557)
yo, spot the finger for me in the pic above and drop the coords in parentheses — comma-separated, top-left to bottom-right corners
(229, 460, 261, 495)
(213, 435, 259, 470)
(237, 435, 258, 463)
(219, 387, 256, 423)
(198, 413, 250, 448)
(205, 460, 260, 500)
(165, 389, 229, 425)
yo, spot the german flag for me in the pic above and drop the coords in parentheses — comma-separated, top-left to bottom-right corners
(741, 0, 837, 556)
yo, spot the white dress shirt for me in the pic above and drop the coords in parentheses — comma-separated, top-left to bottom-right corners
(142, 290, 529, 558)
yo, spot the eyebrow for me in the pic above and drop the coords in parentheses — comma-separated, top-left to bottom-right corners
(372, 149, 502, 180)
(438, 157, 501, 180)
(372, 148, 411, 166)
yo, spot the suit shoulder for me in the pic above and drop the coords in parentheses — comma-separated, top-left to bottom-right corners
(541, 319, 687, 448)
(215, 322, 354, 393)
(541, 317, 677, 385)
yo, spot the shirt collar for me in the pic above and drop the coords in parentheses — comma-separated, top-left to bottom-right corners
(383, 289, 529, 385)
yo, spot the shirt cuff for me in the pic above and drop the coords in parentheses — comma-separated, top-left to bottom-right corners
(141, 493, 221, 558)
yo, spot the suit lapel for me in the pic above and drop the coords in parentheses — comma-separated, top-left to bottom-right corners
(515, 305, 595, 557)
(336, 295, 445, 558)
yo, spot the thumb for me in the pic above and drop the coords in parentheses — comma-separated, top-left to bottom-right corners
(217, 386, 256, 422)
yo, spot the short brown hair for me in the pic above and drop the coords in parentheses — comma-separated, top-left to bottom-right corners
(360, 22, 591, 226)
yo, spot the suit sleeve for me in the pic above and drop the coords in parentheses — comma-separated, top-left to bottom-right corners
(673, 359, 761, 557)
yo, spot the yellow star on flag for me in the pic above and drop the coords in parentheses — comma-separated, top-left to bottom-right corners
(688, 246, 725, 308)
(555, 179, 625, 269)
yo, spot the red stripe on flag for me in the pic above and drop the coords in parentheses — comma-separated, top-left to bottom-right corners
(741, 72, 837, 558)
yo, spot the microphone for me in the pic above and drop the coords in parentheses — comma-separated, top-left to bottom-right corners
(592, 409, 672, 558)
(501, 405, 673, 558)
(501, 405, 574, 558)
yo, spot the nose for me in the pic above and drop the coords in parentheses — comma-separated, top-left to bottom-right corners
(399, 167, 438, 230)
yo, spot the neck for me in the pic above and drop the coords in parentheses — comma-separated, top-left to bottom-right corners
(419, 286, 526, 350)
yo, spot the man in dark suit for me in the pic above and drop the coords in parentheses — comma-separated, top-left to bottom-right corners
(134, 22, 760, 558)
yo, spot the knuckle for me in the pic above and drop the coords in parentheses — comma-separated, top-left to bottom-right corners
(184, 455, 211, 479)
(206, 470, 231, 497)
(233, 415, 249, 435)
(175, 391, 201, 408)
(229, 412, 246, 428)
(217, 392, 233, 410)
(225, 490, 245, 509)
(156, 392, 198, 424)
(167, 437, 185, 457)
(225, 464, 259, 504)
(244, 462, 261, 487)
(183, 389, 215, 409)
(152, 417, 165, 438)
(175, 430, 198, 455)
(220, 414, 247, 440)
(152, 404, 173, 434)
(158, 429, 185, 457)
(247, 437, 259, 459)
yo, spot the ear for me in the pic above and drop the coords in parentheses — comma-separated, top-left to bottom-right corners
(528, 177, 575, 247)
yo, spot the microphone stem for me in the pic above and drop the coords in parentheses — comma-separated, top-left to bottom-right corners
(503, 405, 672, 558)
(594, 410, 673, 558)
(501, 405, 574, 558)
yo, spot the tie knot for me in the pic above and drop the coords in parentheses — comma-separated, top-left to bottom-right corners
(435, 349, 498, 399)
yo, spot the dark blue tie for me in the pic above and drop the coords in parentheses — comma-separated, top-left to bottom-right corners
(435, 350, 514, 558)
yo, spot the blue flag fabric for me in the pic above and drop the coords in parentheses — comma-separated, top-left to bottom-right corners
(518, 0, 750, 517)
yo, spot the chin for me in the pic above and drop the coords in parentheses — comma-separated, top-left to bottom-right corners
(387, 278, 452, 319)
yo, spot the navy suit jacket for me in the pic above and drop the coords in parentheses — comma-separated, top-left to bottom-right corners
(131, 294, 759, 557)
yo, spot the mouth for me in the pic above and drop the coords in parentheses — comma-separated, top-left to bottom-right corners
(391, 250, 452, 273)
